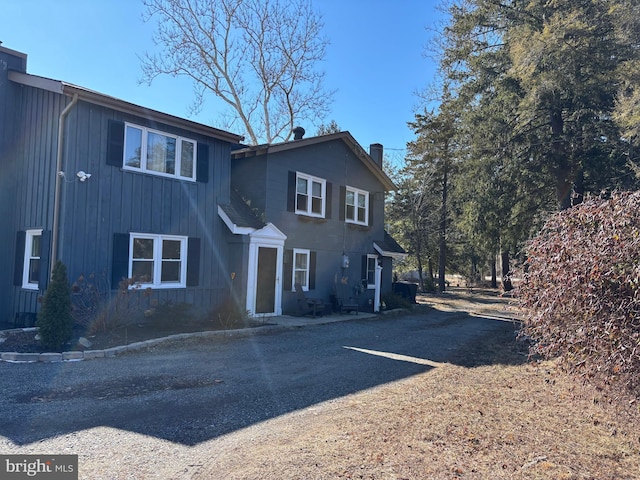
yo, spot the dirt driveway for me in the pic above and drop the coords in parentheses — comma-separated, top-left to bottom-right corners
(1, 290, 638, 479)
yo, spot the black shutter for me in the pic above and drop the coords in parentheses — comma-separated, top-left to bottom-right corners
(361, 255, 368, 286)
(325, 182, 332, 219)
(287, 171, 296, 212)
(309, 251, 317, 290)
(186, 237, 201, 286)
(339, 186, 346, 221)
(283, 249, 293, 291)
(38, 230, 52, 290)
(196, 143, 209, 183)
(106, 120, 125, 167)
(368, 194, 373, 227)
(13, 231, 26, 286)
(111, 233, 130, 289)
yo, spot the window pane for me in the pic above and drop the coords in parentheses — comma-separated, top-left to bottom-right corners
(358, 207, 366, 223)
(367, 257, 376, 285)
(31, 235, 41, 257)
(147, 132, 176, 174)
(162, 240, 181, 260)
(28, 259, 40, 284)
(296, 193, 308, 212)
(133, 238, 154, 259)
(132, 261, 153, 283)
(125, 126, 142, 168)
(346, 190, 355, 206)
(161, 261, 180, 282)
(346, 205, 355, 220)
(294, 252, 308, 269)
(296, 177, 308, 194)
(295, 270, 307, 287)
(311, 197, 322, 214)
(312, 181, 322, 197)
(368, 257, 376, 270)
(357, 193, 366, 208)
(180, 140, 194, 178)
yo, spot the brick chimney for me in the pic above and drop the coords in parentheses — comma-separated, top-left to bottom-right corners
(369, 143, 383, 168)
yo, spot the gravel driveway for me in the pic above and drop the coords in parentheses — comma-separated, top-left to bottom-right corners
(0, 306, 520, 478)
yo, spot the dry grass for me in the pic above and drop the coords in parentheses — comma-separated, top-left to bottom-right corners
(193, 289, 640, 480)
(194, 361, 640, 480)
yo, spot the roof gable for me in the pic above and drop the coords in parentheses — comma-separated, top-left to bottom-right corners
(231, 131, 396, 191)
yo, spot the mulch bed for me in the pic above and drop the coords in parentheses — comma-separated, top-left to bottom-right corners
(0, 318, 267, 354)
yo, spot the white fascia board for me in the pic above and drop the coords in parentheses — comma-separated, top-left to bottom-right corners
(217, 205, 256, 235)
(8, 71, 64, 94)
(374, 242, 408, 260)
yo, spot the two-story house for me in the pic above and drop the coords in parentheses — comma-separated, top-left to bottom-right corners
(0, 44, 404, 326)
(220, 129, 406, 317)
(0, 45, 243, 325)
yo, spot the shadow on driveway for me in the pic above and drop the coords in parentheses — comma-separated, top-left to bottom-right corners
(0, 309, 525, 446)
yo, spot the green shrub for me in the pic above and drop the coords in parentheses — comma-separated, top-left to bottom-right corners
(381, 292, 413, 311)
(518, 192, 640, 398)
(37, 260, 73, 351)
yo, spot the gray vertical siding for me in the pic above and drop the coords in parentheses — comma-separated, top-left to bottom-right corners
(0, 51, 23, 322)
(56, 101, 234, 314)
(2, 84, 67, 321)
(233, 138, 392, 315)
(1, 81, 236, 322)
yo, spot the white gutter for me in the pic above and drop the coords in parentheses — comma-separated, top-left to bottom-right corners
(50, 93, 78, 276)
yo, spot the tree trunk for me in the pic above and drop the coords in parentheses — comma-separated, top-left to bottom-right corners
(491, 256, 497, 289)
(501, 250, 513, 291)
(438, 166, 448, 293)
(416, 256, 425, 293)
(550, 110, 572, 210)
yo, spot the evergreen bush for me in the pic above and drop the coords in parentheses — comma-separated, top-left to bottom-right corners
(37, 260, 74, 351)
(519, 192, 640, 397)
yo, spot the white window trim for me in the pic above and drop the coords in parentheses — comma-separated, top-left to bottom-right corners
(345, 185, 369, 226)
(292, 248, 311, 292)
(366, 254, 378, 290)
(128, 233, 188, 289)
(22, 229, 42, 290)
(123, 122, 197, 181)
(295, 172, 326, 218)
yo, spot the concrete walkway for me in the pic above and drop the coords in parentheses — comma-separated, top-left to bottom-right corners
(267, 310, 379, 327)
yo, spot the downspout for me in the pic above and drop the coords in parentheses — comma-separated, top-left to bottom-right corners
(50, 93, 78, 276)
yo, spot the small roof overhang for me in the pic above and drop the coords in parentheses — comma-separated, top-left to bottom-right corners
(374, 231, 408, 260)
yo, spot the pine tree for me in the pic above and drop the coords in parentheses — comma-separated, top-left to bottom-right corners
(37, 260, 73, 351)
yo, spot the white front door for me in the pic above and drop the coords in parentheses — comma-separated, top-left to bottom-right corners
(246, 224, 286, 317)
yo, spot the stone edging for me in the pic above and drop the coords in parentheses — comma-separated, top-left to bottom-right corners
(1, 310, 407, 364)
(0, 325, 282, 364)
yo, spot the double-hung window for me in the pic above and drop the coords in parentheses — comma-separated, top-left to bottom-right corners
(129, 234, 187, 288)
(124, 123, 197, 181)
(366, 254, 378, 289)
(293, 248, 310, 291)
(22, 229, 42, 290)
(296, 172, 326, 217)
(345, 186, 369, 226)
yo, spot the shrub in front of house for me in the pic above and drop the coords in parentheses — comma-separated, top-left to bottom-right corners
(381, 292, 413, 311)
(518, 191, 640, 398)
(37, 260, 74, 351)
(208, 296, 250, 329)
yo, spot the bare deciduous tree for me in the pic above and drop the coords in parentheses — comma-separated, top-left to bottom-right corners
(141, 0, 333, 145)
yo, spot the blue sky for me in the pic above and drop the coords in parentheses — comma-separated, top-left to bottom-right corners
(3, 0, 442, 164)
